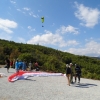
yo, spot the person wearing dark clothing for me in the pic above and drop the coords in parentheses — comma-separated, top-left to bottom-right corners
(75, 64, 81, 83)
(5, 58, 10, 73)
(34, 62, 39, 71)
(66, 64, 71, 86)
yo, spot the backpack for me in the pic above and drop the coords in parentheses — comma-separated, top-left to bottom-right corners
(66, 67, 71, 74)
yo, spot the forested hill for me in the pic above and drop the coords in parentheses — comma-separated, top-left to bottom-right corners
(0, 39, 100, 80)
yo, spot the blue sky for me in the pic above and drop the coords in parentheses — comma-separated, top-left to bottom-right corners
(0, 0, 100, 57)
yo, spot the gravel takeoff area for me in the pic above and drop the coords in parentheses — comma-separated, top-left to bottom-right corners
(0, 67, 100, 100)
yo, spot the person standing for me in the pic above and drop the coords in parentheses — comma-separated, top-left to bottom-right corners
(69, 63, 74, 84)
(75, 64, 81, 83)
(13, 59, 16, 69)
(19, 60, 23, 70)
(22, 60, 27, 71)
(66, 64, 71, 86)
(5, 58, 10, 73)
(15, 59, 19, 72)
(34, 61, 39, 71)
(29, 61, 32, 71)
(10, 60, 13, 68)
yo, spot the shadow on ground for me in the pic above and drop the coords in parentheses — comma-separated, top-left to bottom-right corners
(71, 83, 97, 88)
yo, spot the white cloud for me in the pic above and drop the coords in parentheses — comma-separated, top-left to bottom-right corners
(23, 7, 30, 11)
(28, 26, 32, 29)
(67, 40, 100, 57)
(17, 9, 21, 12)
(29, 12, 39, 18)
(17, 7, 38, 18)
(27, 26, 35, 31)
(32, 14, 39, 18)
(27, 31, 62, 45)
(67, 40, 79, 46)
(60, 40, 79, 47)
(0, 18, 17, 33)
(74, 2, 100, 28)
(27, 30, 79, 47)
(0, 32, 12, 40)
(10, 0, 16, 4)
(17, 37, 26, 43)
(56, 25, 79, 34)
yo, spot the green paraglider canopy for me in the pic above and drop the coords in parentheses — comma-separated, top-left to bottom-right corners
(41, 17, 44, 23)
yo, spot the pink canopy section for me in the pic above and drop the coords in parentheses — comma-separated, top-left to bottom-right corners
(8, 70, 64, 82)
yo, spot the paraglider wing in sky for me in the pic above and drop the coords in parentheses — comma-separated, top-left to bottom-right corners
(41, 17, 44, 27)
(41, 17, 44, 23)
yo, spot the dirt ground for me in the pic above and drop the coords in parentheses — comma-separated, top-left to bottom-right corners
(0, 65, 6, 68)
